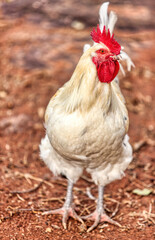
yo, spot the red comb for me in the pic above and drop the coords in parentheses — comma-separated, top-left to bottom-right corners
(91, 25, 121, 55)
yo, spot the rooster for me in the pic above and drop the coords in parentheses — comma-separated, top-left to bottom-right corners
(40, 2, 134, 232)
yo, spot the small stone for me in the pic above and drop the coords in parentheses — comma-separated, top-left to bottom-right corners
(7, 101, 14, 109)
(143, 69, 153, 78)
(38, 107, 44, 118)
(123, 81, 132, 90)
(71, 21, 85, 30)
(45, 227, 52, 233)
(148, 124, 154, 131)
(5, 144, 10, 150)
(0, 91, 7, 98)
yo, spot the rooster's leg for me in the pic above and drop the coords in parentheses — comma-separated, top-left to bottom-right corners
(42, 179, 84, 229)
(82, 186, 121, 232)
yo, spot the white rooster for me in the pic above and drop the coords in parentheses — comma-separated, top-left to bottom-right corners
(40, 2, 134, 232)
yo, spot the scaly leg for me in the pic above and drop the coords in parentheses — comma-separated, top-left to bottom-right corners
(82, 186, 121, 232)
(42, 179, 84, 229)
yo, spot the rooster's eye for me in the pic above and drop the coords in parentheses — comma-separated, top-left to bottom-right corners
(96, 49, 107, 55)
(99, 49, 105, 54)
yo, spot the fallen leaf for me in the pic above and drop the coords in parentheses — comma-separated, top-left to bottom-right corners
(133, 188, 153, 196)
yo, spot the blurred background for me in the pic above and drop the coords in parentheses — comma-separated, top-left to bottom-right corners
(0, 0, 154, 239)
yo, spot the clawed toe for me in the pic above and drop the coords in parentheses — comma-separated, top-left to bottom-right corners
(42, 184, 121, 232)
(82, 210, 121, 232)
(42, 208, 64, 215)
(42, 207, 84, 229)
(81, 212, 96, 221)
(42, 180, 85, 229)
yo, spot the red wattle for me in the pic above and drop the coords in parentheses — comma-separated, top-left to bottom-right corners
(93, 59, 119, 83)
(112, 60, 119, 80)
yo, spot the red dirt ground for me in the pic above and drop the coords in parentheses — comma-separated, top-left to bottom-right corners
(0, 1, 154, 239)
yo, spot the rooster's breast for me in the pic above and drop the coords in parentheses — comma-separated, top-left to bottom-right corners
(46, 105, 127, 169)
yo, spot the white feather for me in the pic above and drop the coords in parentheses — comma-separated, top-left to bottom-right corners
(108, 11, 118, 34)
(83, 44, 91, 53)
(40, 135, 83, 183)
(120, 50, 135, 71)
(99, 2, 109, 32)
(119, 62, 126, 76)
(88, 134, 133, 186)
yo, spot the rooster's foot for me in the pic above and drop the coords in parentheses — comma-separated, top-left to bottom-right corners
(82, 210, 121, 232)
(42, 207, 84, 229)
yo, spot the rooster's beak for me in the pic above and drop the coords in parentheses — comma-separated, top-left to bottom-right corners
(112, 55, 120, 61)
